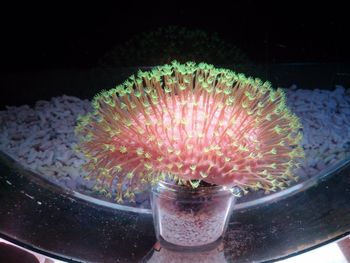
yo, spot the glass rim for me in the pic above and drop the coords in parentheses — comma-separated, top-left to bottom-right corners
(2, 150, 350, 214)
(152, 180, 240, 197)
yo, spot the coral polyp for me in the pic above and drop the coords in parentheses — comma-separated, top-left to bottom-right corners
(75, 61, 304, 202)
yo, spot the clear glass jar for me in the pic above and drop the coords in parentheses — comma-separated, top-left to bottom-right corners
(151, 181, 238, 251)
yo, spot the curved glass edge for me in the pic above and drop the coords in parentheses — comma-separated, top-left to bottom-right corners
(236, 155, 350, 210)
(271, 232, 350, 263)
(72, 191, 152, 214)
(0, 150, 152, 215)
(0, 233, 82, 263)
(1, 150, 350, 215)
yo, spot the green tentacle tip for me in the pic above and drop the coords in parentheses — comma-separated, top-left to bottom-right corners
(189, 180, 201, 189)
(75, 60, 304, 203)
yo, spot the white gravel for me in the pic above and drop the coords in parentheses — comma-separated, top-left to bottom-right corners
(0, 95, 93, 190)
(286, 85, 350, 178)
(0, 86, 350, 202)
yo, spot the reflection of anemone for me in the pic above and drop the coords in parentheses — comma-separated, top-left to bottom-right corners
(99, 26, 250, 69)
(75, 61, 304, 203)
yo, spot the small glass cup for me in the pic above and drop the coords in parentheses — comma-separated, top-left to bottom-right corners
(151, 181, 238, 251)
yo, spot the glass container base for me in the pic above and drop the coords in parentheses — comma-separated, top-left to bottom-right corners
(151, 181, 238, 251)
(158, 235, 224, 252)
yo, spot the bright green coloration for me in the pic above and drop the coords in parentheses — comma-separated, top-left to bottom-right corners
(75, 61, 304, 203)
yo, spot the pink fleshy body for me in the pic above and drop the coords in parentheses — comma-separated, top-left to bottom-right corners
(134, 95, 258, 186)
(76, 62, 304, 201)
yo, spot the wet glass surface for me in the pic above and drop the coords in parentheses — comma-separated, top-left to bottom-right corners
(1, 64, 350, 262)
(1, 150, 350, 262)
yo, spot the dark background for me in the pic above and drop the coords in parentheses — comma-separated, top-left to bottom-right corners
(0, 1, 349, 72)
(0, 1, 349, 109)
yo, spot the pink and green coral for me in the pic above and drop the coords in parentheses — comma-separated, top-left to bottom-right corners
(75, 61, 304, 202)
